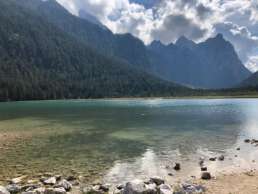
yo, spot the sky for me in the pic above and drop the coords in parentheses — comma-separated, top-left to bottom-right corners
(56, 0, 258, 72)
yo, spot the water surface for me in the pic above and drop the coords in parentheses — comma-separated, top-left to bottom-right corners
(0, 99, 258, 183)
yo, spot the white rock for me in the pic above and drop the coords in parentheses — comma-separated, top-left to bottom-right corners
(57, 180, 72, 191)
(11, 176, 27, 184)
(44, 177, 57, 185)
(159, 184, 172, 194)
(123, 179, 156, 194)
(0, 186, 10, 194)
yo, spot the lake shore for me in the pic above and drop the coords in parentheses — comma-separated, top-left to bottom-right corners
(1, 168, 258, 194)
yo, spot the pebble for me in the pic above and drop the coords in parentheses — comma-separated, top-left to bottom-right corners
(201, 172, 211, 180)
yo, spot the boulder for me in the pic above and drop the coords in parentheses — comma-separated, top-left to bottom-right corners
(123, 179, 155, 194)
(43, 177, 56, 185)
(173, 163, 181, 171)
(158, 184, 172, 194)
(0, 186, 10, 194)
(150, 177, 164, 185)
(6, 185, 21, 194)
(200, 166, 207, 171)
(236, 147, 240, 151)
(201, 172, 211, 180)
(244, 139, 250, 143)
(56, 180, 72, 191)
(209, 157, 216, 161)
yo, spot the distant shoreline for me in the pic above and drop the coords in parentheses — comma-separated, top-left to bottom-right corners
(0, 94, 258, 103)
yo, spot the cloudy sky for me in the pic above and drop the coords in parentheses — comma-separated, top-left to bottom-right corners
(56, 0, 258, 72)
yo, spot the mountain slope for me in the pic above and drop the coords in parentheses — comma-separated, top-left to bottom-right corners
(148, 35, 251, 89)
(17, 0, 151, 70)
(0, 0, 188, 101)
(239, 72, 258, 87)
(10, 0, 252, 89)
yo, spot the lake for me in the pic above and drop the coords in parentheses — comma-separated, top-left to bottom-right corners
(0, 98, 258, 184)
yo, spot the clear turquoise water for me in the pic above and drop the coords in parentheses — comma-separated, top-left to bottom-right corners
(0, 99, 258, 183)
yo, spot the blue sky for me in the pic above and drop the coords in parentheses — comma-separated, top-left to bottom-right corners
(56, 0, 258, 72)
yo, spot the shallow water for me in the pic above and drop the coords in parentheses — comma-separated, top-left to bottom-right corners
(0, 99, 258, 183)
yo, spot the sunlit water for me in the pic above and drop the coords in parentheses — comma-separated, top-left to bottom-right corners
(0, 99, 258, 184)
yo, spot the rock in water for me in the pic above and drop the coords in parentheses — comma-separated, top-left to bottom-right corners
(43, 177, 56, 185)
(56, 180, 72, 191)
(201, 172, 211, 180)
(244, 139, 250, 143)
(209, 157, 216, 161)
(0, 186, 10, 194)
(174, 163, 181, 171)
(201, 166, 207, 171)
(150, 177, 164, 185)
(218, 155, 225, 161)
(159, 184, 173, 194)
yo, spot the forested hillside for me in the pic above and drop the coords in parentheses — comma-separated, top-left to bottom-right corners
(0, 0, 189, 101)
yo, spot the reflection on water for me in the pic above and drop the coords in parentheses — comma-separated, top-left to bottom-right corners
(0, 99, 258, 183)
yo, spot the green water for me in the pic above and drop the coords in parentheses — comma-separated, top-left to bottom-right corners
(0, 99, 258, 183)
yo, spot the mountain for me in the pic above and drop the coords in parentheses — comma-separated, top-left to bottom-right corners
(17, 0, 150, 70)
(17, 0, 251, 89)
(78, 10, 105, 29)
(175, 36, 196, 50)
(148, 34, 251, 89)
(239, 72, 258, 88)
(0, 0, 189, 101)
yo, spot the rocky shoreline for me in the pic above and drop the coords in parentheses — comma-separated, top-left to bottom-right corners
(1, 138, 258, 194)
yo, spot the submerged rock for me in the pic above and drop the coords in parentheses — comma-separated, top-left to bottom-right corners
(201, 172, 211, 180)
(0, 186, 10, 194)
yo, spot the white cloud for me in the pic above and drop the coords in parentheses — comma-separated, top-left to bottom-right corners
(56, 0, 258, 71)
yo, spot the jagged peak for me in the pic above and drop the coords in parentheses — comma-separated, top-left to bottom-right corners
(175, 36, 196, 49)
